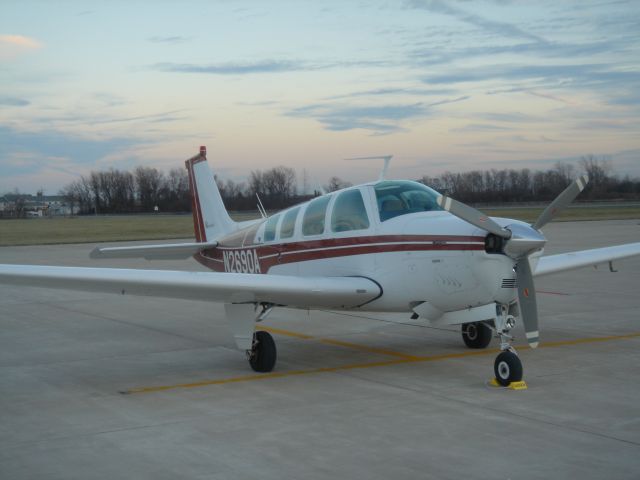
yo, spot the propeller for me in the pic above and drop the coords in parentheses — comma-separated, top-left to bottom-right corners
(437, 175, 589, 348)
(436, 195, 511, 239)
(533, 174, 589, 230)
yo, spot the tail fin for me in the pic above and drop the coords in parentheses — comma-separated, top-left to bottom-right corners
(185, 146, 236, 242)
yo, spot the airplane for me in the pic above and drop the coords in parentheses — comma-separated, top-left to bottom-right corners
(1, 146, 640, 386)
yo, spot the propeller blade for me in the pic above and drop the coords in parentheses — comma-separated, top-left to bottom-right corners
(436, 195, 511, 239)
(515, 258, 539, 348)
(532, 175, 589, 230)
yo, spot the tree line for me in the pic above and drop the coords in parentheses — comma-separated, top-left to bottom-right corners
(56, 155, 640, 215)
(59, 165, 318, 214)
(419, 155, 640, 203)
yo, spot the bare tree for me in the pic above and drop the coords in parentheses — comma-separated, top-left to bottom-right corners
(580, 154, 611, 198)
(135, 166, 164, 212)
(324, 176, 352, 192)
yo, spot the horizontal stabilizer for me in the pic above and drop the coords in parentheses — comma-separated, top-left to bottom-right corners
(89, 241, 218, 260)
(0, 264, 381, 310)
(534, 242, 640, 277)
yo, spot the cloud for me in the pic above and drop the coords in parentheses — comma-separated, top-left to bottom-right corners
(151, 60, 306, 75)
(0, 34, 42, 60)
(92, 92, 129, 107)
(30, 109, 188, 127)
(406, 0, 544, 42)
(288, 103, 429, 135)
(451, 123, 515, 133)
(287, 94, 470, 135)
(427, 95, 469, 107)
(325, 87, 458, 100)
(411, 40, 617, 67)
(478, 112, 540, 123)
(0, 34, 41, 48)
(423, 63, 640, 91)
(0, 125, 145, 176)
(150, 59, 391, 75)
(0, 96, 29, 106)
(148, 36, 191, 44)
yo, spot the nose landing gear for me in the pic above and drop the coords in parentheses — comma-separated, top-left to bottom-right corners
(493, 304, 523, 386)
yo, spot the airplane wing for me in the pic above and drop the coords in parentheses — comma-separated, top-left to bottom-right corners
(89, 241, 218, 260)
(534, 242, 640, 277)
(0, 264, 381, 309)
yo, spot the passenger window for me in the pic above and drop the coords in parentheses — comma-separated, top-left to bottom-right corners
(302, 196, 330, 236)
(331, 189, 370, 232)
(280, 207, 300, 239)
(263, 214, 280, 242)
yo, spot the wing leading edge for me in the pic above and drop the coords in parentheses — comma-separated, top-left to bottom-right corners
(0, 264, 380, 309)
(89, 241, 218, 260)
(534, 242, 640, 277)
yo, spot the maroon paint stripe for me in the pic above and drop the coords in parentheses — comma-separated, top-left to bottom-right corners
(220, 234, 485, 250)
(198, 241, 483, 274)
(185, 159, 201, 242)
(272, 243, 482, 265)
(186, 158, 206, 242)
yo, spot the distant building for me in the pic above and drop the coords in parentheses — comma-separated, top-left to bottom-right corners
(0, 193, 79, 218)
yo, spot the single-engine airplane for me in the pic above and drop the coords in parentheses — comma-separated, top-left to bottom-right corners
(2, 146, 640, 385)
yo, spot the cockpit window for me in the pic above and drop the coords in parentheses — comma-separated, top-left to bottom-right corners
(263, 214, 280, 242)
(375, 181, 442, 222)
(331, 189, 370, 232)
(302, 195, 331, 236)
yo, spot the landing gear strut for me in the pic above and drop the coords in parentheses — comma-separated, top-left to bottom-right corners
(247, 330, 277, 372)
(493, 304, 523, 386)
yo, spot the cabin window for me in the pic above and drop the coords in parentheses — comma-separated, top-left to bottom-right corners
(331, 189, 370, 232)
(302, 196, 330, 236)
(280, 207, 300, 239)
(263, 214, 280, 242)
(375, 181, 443, 222)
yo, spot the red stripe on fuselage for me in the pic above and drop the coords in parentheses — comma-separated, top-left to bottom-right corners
(194, 234, 485, 273)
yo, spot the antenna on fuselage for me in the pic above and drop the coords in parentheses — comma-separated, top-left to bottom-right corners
(256, 193, 267, 219)
(344, 155, 393, 181)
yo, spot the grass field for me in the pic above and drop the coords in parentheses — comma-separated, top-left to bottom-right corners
(1, 206, 639, 246)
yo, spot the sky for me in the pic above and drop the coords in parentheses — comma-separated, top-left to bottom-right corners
(1, 0, 639, 194)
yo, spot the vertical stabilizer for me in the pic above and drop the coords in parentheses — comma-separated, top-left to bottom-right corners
(185, 146, 236, 242)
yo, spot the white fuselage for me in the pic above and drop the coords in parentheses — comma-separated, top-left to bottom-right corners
(197, 182, 525, 314)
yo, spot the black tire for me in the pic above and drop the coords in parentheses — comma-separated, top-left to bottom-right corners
(494, 351, 523, 386)
(462, 322, 492, 349)
(249, 331, 277, 373)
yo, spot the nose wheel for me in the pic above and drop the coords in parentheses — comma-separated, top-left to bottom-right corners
(247, 330, 277, 373)
(494, 350, 523, 386)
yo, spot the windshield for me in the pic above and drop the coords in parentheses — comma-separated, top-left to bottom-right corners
(375, 181, 443, 221)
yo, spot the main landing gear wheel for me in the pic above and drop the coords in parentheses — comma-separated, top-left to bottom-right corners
(494, 350, 523, 386)
(462, 322, 492, 349)
(248, 330, 277, 373)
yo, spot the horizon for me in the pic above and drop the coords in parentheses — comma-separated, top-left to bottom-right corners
(2, 1, 639, 194)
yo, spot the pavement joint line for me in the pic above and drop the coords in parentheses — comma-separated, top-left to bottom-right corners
(122, 331, 640, 395)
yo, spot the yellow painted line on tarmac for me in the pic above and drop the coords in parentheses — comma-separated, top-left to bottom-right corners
(259, 325, 419, 360)
(122, 331, 640, 395)
(259, 326, 314, 340)
(538, 332, 640, 349)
